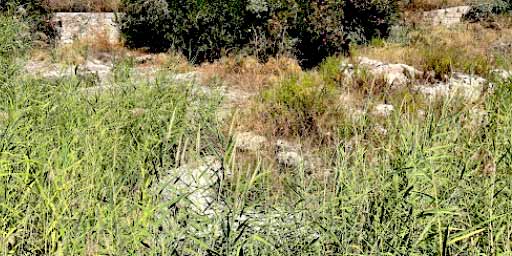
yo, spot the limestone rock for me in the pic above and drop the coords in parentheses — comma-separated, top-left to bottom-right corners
(465, 108, 488, 128)
(372, 104, 395, 118)
(417, 109, 427, 120)
(276, 151, 303, 168)
(135, 54, 154, 65)
(423, 6, 471, 26)
(373, 125, 389, 136)
(52, 12, 121, 45)
(358, 57, 423, 87)
(158, 156, 223, 215)
(275, 139, 300, 153)
(77, 59, 113, 84)
(24, 61, 75, 79)
(491, 42, 512, 55)
(416, 73, 492, 101)
(275, 140, 321, 172)
(491, 69, 512, 81)
(234, 132, 268, 151)
(341, 57, 422, 87)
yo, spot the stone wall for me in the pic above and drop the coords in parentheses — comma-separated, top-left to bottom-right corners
(52, 12, 121, 45)
(423, 6, 471, 26)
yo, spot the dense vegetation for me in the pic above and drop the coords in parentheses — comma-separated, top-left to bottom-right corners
(0, 0, 57, 44)
(2, 1, 512, 255)
(119, 0, 397, 68)
(464, 0, 512, 21)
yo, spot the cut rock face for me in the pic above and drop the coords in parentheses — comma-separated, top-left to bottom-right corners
(423, 6, 471, 26)
(52, 12, 120, 45)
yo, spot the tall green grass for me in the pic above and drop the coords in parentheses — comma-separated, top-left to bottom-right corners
(1, 14, 512, 255)
(0, 77, 224, 254)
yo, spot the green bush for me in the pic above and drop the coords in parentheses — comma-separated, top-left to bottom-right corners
(118, 0, 173, 52)
(121, 0, 261, 63)
(463, 0, 511, 21)
(0, 0, 57, 44)
(421, 45, 492, 80)
(258, 73, 340, 137)
(0, 15, 30, 84)
(422, 46, 454, 80)
(119, 0, 398, 68)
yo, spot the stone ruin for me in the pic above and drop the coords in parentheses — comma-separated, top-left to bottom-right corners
(423, 6, 471, 26)
(51, 12, 121, 45)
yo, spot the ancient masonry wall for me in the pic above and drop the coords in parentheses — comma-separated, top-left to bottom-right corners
(51, 7, 472, 46)
(52, 12, 121, 45)
(423, 6, 471, 26)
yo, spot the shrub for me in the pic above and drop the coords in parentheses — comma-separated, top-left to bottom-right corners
(121, 0, 260, 63)
(0, 15, 30, 84)
(119, 0, 398, 68)
(422, 46, 455, 80)
(257, 73, 340, 137)
(464, 0, 511, 22)
(0, 0, 57, 45)
(421, 44, 492, 80)
(118, 0, 172, 52)
(290, 0, 397, 67)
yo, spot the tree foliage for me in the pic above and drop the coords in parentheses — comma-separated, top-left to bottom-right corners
(119, 0, 398, 67)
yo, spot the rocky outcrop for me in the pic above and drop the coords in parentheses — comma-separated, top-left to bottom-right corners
(25, 58, 113, 85)
(340, 57, 494, 102)
(358, 57, 423, 87)
(77, 59, 113, 83)
(341, 57, 423, 87)
(24, 61, 75, 79)
(415, 73, 492, 101)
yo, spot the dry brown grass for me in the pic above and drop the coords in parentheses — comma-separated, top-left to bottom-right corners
(58, 29, 124, 63)
(131, 51, 193, 73)
(31, 28, 126, 65)
(86, 29, 122, 52)
(198, 56, 302, 91)
(47, 0, 120, 12)
(355, 21, 512, 75)
(402, 0, 468, 12)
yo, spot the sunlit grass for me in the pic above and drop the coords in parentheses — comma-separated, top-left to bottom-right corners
(1, 13, 512, 255)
